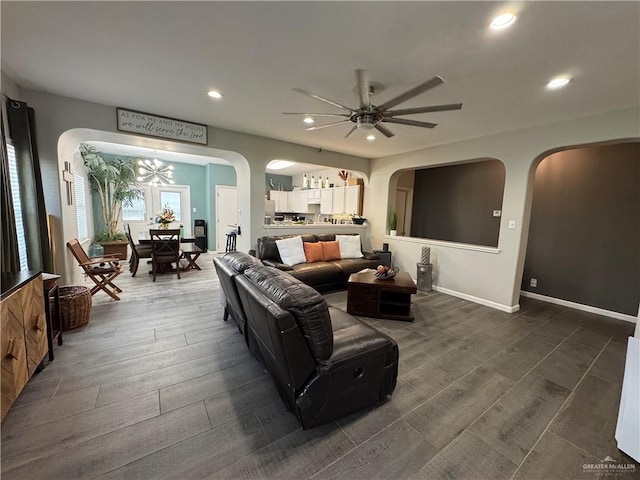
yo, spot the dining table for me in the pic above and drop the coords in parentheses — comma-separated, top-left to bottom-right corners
(139, 234, 203, 271)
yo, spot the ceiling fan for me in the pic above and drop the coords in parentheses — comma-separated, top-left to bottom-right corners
(283, 69, 462, 138)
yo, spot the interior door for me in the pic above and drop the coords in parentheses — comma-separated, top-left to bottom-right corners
(215, 186, 238, 252)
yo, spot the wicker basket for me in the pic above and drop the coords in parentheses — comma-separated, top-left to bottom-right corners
(59, 286, 92, 331)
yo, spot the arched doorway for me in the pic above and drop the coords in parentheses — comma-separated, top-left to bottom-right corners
(521, 141, 639, 319)
(56, 128, 250, 284)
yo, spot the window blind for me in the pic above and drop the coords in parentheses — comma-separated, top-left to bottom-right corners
(6, 143, 28, 270)
(74, 173, 88, 240)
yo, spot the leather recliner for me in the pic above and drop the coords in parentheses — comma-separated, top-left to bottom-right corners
(213, 251, 260, 338)
(236, 264, 398, 429)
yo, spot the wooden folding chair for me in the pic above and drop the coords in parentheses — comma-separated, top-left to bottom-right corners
(67, 238, 125, 301)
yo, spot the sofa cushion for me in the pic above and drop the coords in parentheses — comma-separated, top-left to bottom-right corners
(276, 236, 306, 266)
(223, 251, 259, 273)
(318, 307, 396, 372)
(336, 234, 363, 259)
(244, 266, 333, 360)
(290, 262, 342, 288)
(320, 241, 341, 261)
(316, 234, 337, 242)
(303, 241, 324, 263)
(331, 258, 380, 276)
(257, 236, 282, 262)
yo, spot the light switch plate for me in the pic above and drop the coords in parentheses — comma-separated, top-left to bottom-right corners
(493, 210, 502, 217)
(193, 207, 197, 212)
(508, 220, 516, 229)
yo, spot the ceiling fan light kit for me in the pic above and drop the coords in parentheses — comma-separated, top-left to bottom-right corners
(284, 69, 462, 139)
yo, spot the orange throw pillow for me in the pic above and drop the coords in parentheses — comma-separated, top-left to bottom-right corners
(303, 241, 324, 263)
(320, 241, 341, 261)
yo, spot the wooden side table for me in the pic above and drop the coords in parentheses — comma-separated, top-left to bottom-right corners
(42, 273, 62, 361)
(347, 271, 417, 321)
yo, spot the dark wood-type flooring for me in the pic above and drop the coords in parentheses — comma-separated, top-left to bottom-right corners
(1, 253, 637, 479)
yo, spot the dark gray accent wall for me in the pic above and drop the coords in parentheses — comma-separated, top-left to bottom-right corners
(410, 159, 505, 247)
(522, 143, 640, 316)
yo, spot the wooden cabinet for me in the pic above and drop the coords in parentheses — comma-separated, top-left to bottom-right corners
(1, 292, 29, 420)
(1, 272, 48, 421)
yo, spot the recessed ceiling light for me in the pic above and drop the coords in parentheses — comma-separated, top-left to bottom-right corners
(303, 116, 315, 124)
(207, 90, 223, 99)
(547, 76, 571, 89)
(366, 134, 376, 141)
(267, 160, 295, 170)
(490, 13, 517, 30)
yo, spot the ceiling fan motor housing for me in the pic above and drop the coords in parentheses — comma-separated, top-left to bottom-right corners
(353, 112, 380, 129)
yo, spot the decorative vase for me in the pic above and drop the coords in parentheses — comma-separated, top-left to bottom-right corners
(390, 230, 397, 236)
(159, 222, 170, 230)
(421, 247, 431, 265)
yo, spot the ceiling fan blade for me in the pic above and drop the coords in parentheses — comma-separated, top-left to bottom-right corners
(374, 123, 395, 138)
(293, 88, 355, 113)
(305, 120, 352, 131)
(282, 112, 350, 117)
(378, 76, 445, 112)
(344, 126, 358, 138)
(383, 118, 437, 129)
(384, 103, 463, 117)
(355, 69, 371, 108)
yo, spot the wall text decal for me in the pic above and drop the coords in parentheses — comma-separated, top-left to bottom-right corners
(116, 108, 208, 145)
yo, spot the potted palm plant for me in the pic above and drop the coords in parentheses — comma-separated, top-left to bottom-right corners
(79, 144, 141, 259)
(389, 210, 398, 236)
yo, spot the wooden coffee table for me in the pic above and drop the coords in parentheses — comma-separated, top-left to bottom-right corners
(347, 271, 417, 321)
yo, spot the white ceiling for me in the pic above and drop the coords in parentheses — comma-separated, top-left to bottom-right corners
(2, 2, 639, 159)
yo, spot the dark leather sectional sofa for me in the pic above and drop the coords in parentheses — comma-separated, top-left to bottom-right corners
(213, 251, 399, 429)
(256, 233, 380, 292)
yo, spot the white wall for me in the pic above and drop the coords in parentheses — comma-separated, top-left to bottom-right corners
(367, 107, 640, 312)
(1, 71, 21, 99)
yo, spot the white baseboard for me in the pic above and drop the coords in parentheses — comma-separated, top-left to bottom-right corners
(431, 284, 520, 313)
(520, 291, 638, 324)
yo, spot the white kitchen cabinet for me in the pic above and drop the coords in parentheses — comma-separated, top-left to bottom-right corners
(307, 189, 322, 203)
(345, 185, 361, 215)
(333, 186, 346, 213)
(293, 190, 308, 213)
(270, 190, 295, 212)
(320, 189, 333, 214)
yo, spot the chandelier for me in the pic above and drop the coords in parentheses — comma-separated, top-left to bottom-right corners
(136, 153, 174, 186)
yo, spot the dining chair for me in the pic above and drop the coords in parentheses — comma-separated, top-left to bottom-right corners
(124, 223, 152, 277)
(149, 229, 181, 282)
(67, 238, 125, 301)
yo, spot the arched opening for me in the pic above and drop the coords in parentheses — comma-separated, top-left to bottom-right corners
(56, 128, 250, 284)
(521, 141, 639, 318)
(388, 159, 506, 247)
(263, 159, 368, 224)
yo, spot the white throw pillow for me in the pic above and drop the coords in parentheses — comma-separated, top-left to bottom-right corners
(275, 236, 307, 265)
(335, 235, 363, 259)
